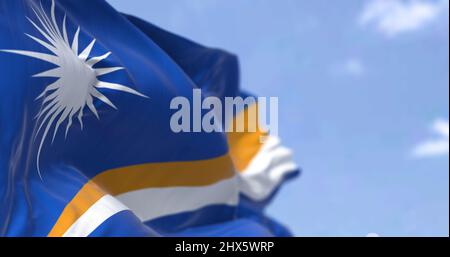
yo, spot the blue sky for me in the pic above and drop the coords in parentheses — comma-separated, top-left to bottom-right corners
(108, 0, 449, 236)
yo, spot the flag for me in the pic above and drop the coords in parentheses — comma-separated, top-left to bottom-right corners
(0, 0, 299, 237)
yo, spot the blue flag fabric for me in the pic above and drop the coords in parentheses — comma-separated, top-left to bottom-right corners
(0, 0, 299, 237)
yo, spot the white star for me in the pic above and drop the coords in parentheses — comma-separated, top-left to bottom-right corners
(1, 0, 148, 178)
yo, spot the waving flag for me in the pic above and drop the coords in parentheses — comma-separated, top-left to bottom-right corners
(0, 0, 299, 237)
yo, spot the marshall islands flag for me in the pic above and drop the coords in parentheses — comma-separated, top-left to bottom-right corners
(0, 0, 299, 237)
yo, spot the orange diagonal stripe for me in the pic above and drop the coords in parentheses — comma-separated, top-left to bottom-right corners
(92, 154, 235, 195)
(227, 103, 267, 172)
(48, 181, 106, 237)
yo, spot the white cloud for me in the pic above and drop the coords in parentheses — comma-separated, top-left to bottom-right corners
(412, 119, 449, 158)
(332, 58, 366, 78)
(359, 0, 449, 37)
(366, 233, 380, 237)
(343, 58, 365, 77)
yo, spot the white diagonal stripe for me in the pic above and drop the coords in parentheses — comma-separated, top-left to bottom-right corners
(116, 176, 239, 222)
(63, 195, 129, 237)
(238, 136, 298, 201)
